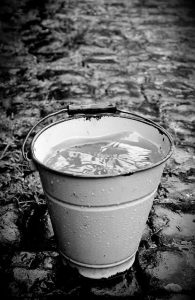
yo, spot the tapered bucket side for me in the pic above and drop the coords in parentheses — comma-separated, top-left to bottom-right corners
(31, 115, 173, 279)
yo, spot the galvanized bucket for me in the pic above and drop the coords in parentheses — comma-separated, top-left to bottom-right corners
(22, 104, 173, 279)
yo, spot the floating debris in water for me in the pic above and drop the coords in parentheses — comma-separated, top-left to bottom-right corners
(44, 131, 163, 176)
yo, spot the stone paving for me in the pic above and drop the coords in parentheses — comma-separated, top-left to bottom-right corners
(0, 0, 195, 298)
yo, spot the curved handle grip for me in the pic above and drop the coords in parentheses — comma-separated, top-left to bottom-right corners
(22, 108, 68, 161)
(22, 104, 167, 163)
(68, 104, 116, 115)
(22, 104, 117, 161)
(116, 109, 159, 127)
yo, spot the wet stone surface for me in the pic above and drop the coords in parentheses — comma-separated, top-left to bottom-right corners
(0, 0, 195, 298)
(0, 203, 22, 249)
(138, 247, 195, 293)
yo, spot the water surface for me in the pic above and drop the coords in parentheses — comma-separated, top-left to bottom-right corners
(44, 131, 163, 175)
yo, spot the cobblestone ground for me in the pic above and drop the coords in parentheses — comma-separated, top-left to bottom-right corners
(0, 0, 195, 299)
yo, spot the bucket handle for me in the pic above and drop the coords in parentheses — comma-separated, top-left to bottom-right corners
(22, 103, 166, 165)
(22, 108, 68, 162)
(22, 104, 116, 162)
(116, 109, 160, 127)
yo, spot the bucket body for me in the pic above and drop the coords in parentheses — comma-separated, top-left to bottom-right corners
(31, 115, 172, 279)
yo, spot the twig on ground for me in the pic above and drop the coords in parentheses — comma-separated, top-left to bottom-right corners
(0, 143, 10, 160)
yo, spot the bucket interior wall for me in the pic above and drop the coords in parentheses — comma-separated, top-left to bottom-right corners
(32, 115, 171, 165)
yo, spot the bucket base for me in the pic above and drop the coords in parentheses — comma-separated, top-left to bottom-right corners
(61, 252, 136, 279)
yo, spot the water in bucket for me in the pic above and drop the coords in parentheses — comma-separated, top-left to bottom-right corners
(44, 131, 164, 176)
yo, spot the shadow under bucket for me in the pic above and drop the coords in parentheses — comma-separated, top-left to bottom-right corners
(23, 105, 173, 279)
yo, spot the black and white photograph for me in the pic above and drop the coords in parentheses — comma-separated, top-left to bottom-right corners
(0, 0, 195, 299)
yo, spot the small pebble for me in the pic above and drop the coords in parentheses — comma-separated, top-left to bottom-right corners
(164, 283, 182, 293)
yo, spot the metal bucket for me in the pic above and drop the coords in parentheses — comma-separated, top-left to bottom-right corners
(22, 104, 173, 279)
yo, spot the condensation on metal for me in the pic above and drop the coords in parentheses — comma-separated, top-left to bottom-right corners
(44, 188, 157, 211)
(60, 251, 136, 279)
(26, 108, 173, 279)
(60, 250, 136, 268)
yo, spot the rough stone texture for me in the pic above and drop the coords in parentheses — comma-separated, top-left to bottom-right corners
(151, 205, 195, 244)
(90, 269, 141, 297)
(10, 268, 54, 296)
(156, 295, 193, 300)
(8, 251, 59, 298)
(0, 204, 22, 249)
(138, 247, 195, 292)
(0, 0, 195, 298)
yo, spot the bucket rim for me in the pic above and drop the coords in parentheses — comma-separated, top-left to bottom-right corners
(31, 114, 174, 178)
